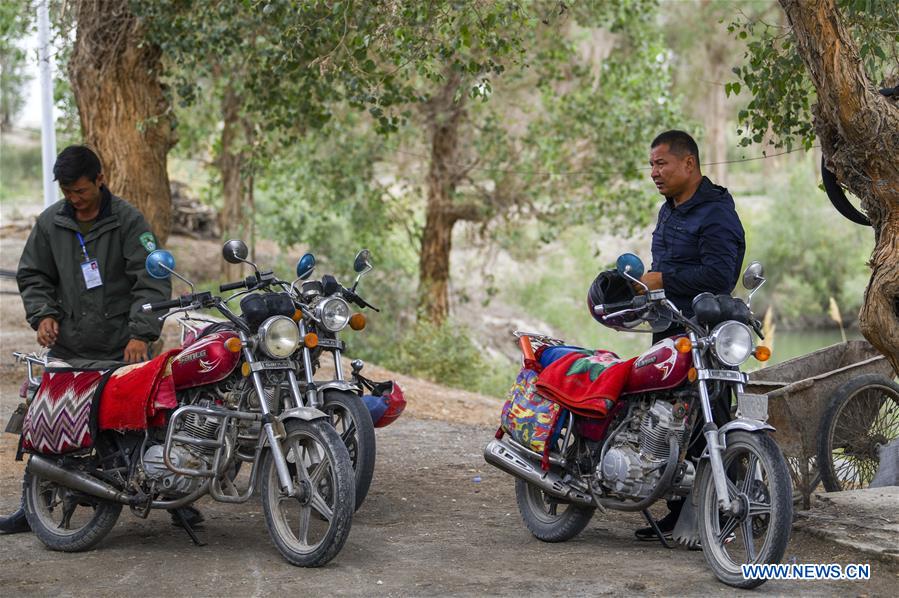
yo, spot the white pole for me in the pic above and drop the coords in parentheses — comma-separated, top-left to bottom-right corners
(37, 0, 57, 208)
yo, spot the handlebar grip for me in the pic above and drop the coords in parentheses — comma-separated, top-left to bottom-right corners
(142, 297, 187, 313)
(593, 299, 635, 316)
(220, 279, 247, 292)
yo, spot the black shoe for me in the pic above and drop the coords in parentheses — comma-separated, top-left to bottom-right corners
(169, 506, 204, 528)
(635, 509, 679, 541)
(0, 506, 30, 534)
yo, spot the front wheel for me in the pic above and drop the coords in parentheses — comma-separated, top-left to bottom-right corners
(23, 463, 122, 552)
(322, 390, 376, 510)
(260, 419, 354, 567)
(515, 479, 595, 542)
(697, 431, 792, 589)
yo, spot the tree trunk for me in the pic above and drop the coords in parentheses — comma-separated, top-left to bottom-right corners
(417, 71, 467, 325)
(69, 0, 175, 243)
(779, 0, 899, 373)
(218, 85, 247, 281)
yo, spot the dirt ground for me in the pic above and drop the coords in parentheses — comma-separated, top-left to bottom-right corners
(1, 232, 898, 596)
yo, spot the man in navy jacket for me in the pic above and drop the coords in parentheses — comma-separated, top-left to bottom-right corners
(635, 130, 746, 541)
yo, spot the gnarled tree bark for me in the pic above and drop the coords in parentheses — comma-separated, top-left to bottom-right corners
(69, 0, 176, 243)
(779, 0, 899, 374)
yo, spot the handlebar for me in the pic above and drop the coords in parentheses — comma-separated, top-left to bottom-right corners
(593, 299, 638, 316)
(142, 296, 190, 313)
(220, 279, 247, 292)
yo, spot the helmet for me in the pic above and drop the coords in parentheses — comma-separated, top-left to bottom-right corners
(587, 270, 639, 328)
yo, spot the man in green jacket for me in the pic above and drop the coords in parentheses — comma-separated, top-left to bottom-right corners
(1, 145, 201, 533)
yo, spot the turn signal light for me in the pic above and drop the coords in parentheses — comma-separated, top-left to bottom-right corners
(224, 337, 242, 353)
(349, 313, 366, 331)
(291, 308, 303, 322)
(687, 367, 698, 383)
(241, 362, 251, 377)
(675, 337, 693, 354)
(754, 345, 771, 362)
(304, 333, 319, 349)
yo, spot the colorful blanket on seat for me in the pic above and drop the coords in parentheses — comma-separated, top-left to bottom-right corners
(535, 349, 634, 418)
(98, 349, 180, 431)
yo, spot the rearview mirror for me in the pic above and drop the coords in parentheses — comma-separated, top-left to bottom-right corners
(616, 253, 645, 280)
(742, 261, 765, 290)
(222, 239, 249, 264)
(353, 249, 372, 274)
(145, 250, 176, 280)
(296, 253, 316, 280)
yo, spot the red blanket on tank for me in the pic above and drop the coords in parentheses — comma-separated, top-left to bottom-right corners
(97, 349, 180, 431)
(534, 350, 635, 418)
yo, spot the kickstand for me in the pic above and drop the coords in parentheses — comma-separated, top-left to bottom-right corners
(174, 511, 206, 547)
(641, 509, 673, 549)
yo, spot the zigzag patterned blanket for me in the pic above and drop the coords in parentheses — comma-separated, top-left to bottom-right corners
(22, 369, 105, 455)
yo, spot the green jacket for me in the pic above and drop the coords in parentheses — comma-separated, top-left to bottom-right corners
(17, 188, 172, 361)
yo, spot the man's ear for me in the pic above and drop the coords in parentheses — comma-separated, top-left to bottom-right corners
(94, 172, 105, 187)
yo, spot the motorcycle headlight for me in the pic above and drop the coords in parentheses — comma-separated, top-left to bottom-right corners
(710, 321, 754, 367)
(258, 315, 300, 359)
(316, 297, 350, 332)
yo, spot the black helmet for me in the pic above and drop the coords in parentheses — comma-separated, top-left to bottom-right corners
(587, 270, 637, 326)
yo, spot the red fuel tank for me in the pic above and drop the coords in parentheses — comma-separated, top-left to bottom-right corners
(622, 337, 693, 395)
(171, 330, 241, 390)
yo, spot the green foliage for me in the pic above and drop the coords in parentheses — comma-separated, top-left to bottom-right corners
(728, 0, 898, 150)
(0, 1, 32, 129)
(749, 157, 871, 326)
(0, 135, 41, 203)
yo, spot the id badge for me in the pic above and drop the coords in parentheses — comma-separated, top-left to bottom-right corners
(81, 259, 103, 289)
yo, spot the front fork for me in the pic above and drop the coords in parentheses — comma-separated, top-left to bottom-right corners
(690, 333, 736, 514)
(240, 331, 296, 496)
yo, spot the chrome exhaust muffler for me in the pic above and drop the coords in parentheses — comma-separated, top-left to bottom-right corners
(483, 439, 594, 507)
(27, 455, 132, 505)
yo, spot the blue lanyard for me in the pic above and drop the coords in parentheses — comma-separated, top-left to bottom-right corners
(75, 232, 90, 261)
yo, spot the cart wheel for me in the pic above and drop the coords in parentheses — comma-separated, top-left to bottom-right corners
(817, 374, 899, 492)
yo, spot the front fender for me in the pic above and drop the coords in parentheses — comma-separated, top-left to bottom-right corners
(279, 406, 328, 422)
(316, 380, 361, 402)
(718, 418, 775, 448)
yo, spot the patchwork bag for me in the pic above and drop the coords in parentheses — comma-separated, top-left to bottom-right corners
(500, 368, 566, 468)
(21, 369, 107, 455)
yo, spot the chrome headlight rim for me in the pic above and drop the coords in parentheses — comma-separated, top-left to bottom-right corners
(709, 320, 754, 367)
(258, 315, 301, 359)
(316, 296, 351, 332)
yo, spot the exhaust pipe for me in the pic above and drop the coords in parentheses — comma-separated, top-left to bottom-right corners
(27, 455, 132, 505)
(483, 439, 594, 507)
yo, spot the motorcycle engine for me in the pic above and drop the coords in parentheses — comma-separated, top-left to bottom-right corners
(598, 400, 688, 499)
(143, 401, 224, 497)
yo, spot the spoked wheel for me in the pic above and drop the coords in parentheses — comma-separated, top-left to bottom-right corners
(260, 419, 354, 567)
(322, 390, 376, 510)
(817, 374, 899, 492)
(697, 431, 792, 589)
(23, 465, 122, 552)
(515, 479, 595, 542)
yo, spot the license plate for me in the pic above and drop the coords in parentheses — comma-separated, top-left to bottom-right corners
(250, 360, 296, 372)
(736, 393, 769, 422)
(699, 369, 748, 383)
(316, 338, 344, 350)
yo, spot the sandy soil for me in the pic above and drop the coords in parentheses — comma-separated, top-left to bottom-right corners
(1, 232, 897, 596)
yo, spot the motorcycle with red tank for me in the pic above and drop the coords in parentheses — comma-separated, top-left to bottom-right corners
(6, 245, 354, 567)
(484, 254, 792, 588)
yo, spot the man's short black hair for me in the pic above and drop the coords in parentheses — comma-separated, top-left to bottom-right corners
(53, 145, 102, 185)
(651, 130, 700, 167)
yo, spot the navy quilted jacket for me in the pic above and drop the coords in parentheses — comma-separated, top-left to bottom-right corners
(650, 177, 745, 317)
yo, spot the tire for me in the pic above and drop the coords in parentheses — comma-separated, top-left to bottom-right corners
(260, 419, 354, 567)
(697, 431, 792, 589)
(515, 479, 595, 542)
(322, 390, 376, 511)
(817, 374, 899, 492)
(23, 464, 122, 552)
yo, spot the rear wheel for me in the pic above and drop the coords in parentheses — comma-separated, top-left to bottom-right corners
(322, 390, 376, 510)
(697, 431, 792, 589)
(515, 479, 595, 542)
(260, 419, 354, 567)
(817, 374, 899, 492)
(23, 464, 122, 552)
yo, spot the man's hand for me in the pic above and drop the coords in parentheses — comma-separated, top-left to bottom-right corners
(37, 317, 59, 347)
(640, 271, 664, 291)
(124, 339, 149, 363)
